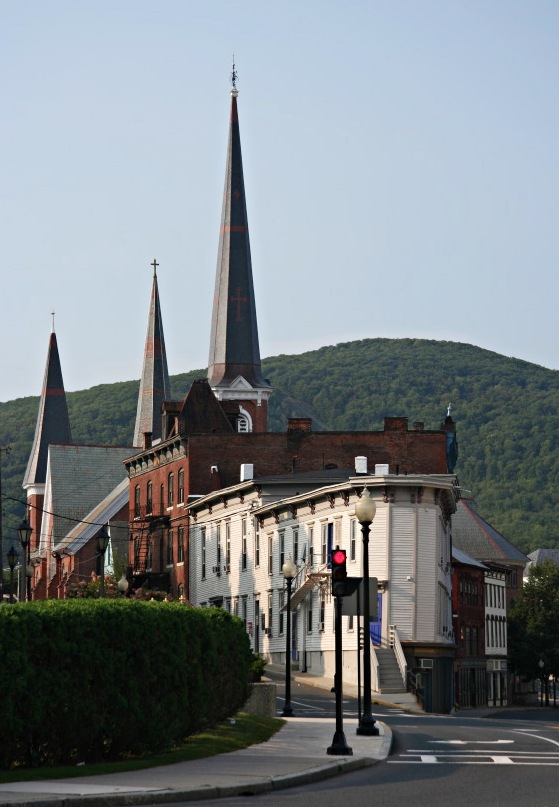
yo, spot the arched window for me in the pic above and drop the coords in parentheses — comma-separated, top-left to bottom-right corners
(168, 473, 174, 508)
(178, 468, 184, 505)
(134, 485, 141, 518)
(146, 481, 153, 514)
(237, 406, 253, 433)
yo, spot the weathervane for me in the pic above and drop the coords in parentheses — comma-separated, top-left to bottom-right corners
(51, 310, 55, 332)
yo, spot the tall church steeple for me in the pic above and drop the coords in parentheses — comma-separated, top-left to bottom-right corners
(133, 260, 171, 447)
(207, 66, 271, 433)
(23, 318, 72, 546)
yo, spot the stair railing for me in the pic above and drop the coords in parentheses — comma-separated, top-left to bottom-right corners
(389, 624, 407, 688)
(370, 643, 380, 692)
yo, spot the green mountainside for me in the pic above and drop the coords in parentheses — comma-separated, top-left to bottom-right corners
(1, 338, 558, 555)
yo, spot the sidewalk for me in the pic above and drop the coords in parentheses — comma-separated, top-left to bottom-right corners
(0, 709, 391, 806)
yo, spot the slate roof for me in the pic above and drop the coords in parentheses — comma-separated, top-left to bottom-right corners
(452, 546, 488, 570)
(53, 476, 129, 556)
(133, 268, 170, 447)
(23, 331, 72, 488)
(524, 548, 559, 577)
(207, 87, 269, 390)
(452, 499, 528, 565)
(41, 445, 133, 554)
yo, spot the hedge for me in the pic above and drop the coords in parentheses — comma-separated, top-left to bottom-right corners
(0, 600, 252, 769)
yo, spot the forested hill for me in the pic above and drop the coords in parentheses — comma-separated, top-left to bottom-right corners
(1, 338, 558, 554)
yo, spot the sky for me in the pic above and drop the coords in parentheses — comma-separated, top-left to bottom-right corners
(2, 0, 559, 402)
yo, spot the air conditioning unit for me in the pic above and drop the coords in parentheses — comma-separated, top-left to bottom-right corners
(419, 659, 434, 669)
(263, 628, 271, 636)
(212, 566, 221, 576)
(224, 565, 231, 573)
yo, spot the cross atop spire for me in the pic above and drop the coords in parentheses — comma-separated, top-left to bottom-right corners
(231, 57, 238, 95)
(151, 258, 159, 277)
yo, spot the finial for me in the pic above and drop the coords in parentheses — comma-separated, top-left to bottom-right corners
(230, 56, 238, 97)
(151, 258, 159, 277)
(447, 402, 452, 417)
(51, 310, 55, 333)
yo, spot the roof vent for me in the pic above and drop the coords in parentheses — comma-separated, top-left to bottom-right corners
(355, 456, 368, 474)
(240, 463, 254, 482)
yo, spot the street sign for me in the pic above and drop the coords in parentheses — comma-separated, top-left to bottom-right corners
(341, 577, 378, 617)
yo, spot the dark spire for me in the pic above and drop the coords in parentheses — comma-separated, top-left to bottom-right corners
(23, 328, 72, 488)
(207, 74, 270, 391)
(133, 260, 171, 447)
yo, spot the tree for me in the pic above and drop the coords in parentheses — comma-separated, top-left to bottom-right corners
(508, 560, 559, 704)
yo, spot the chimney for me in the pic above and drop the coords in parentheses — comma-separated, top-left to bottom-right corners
(354, 456, 368, 474)
(287, 418, 312, 432)
(240, 463, 254, 482)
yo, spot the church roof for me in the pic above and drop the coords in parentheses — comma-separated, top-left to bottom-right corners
(133, 262, 171, 446)
(23, 330, 72, 488)
(179, 379, 234, 435)
(452, 499, 528, 565)
(40, 444, 133, 556)
(53, 476, 129, 556)
(207, 80, 269, 390)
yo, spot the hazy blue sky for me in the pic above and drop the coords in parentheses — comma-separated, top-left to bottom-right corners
(2, 0, 558, 403)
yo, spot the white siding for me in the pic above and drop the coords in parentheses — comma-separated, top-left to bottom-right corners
(389, 506, 415, 639)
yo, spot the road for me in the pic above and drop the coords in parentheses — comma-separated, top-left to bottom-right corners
(185, 680, 559, 807)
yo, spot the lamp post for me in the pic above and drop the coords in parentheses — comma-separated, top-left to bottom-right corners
(538, 658, 545, 707)
(97, 526, 110, 598)
(7, 546, 18, 604)
(17, 518, 33, 602)
(355, 488, 379, 736)
(282, 556, 297, 717)
(117, 575, 129, 596)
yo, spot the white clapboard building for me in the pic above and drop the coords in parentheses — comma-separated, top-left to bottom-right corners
(187, 462, 459, 713)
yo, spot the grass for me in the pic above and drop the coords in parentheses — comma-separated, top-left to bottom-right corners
(0, 713, 284, 784)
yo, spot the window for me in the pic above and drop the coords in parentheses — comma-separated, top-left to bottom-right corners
(268, 592, 273, 637)
(146, 537, 152, 570)
(241, 596, 248, 626)
(134, 537, 141, 569)
(146, 481, 153, 515)
(226, 522, 231, 572)
(350, 519, 356, 561)
(255, 526, 260, 568)
(268, 534, 273, 575)
(242, 519, 247, 570)
(201, 527, 206, 579)
(216, 525, 221, 568)
(225, 597, 231, 613)
(177, 526, 184, 563)
(321, 523, 328, 564)
(348, 614, 354, 631)
(307, 594, 313, 633)
(279, 530, 285, 570)
(319, 594, 325, 631)
(160, 484, 164, 513)
(134, 485, 141, 518)
(167, 473, 174, 508)
(178, 468, 184, 505)
(308, 527, 314, 567)
(293, 528, 299, 564)
(279, 589, 285, 634)
(167, 529, 173, 565)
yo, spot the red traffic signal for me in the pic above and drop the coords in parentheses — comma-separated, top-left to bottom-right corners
(331, 547, 347, 596)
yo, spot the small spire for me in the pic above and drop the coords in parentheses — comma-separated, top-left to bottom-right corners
(151, 258, 159, 277)
(231, 57, 238, 97)
(51, 310, 55, 333)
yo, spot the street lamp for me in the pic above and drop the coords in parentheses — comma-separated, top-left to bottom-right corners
(17, 518, 33, 602)
(538, 658, 545, 707)
(97, 526, 110, 598)
(7, 546, 18, 604)
(117, 575, 129, 596)
(282, 556, 297, 717)
(355, 488, 379, 736)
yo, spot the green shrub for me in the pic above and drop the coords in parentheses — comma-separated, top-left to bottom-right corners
(0, 601, 251, 769)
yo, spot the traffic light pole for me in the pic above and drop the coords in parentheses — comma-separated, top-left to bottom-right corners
(327, 592, 352, 756)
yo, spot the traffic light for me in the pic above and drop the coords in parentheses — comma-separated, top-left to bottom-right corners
(331, 546, 347, 597)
